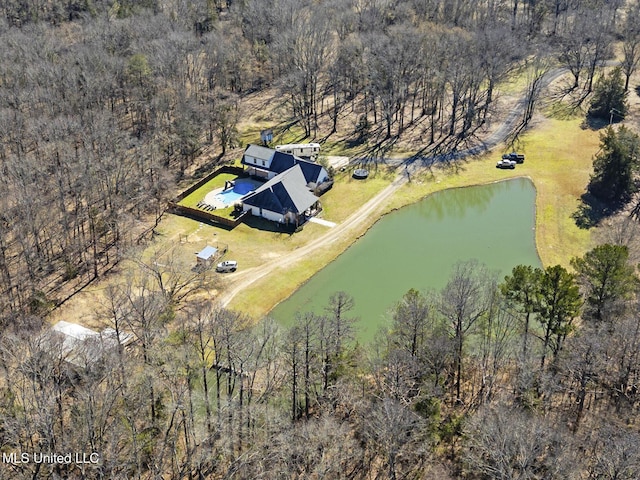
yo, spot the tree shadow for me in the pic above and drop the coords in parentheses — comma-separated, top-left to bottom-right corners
(581, 115, 610, 131)
(545, 99, 584, 120)
(193, 152, 225, 177)
(572, 192, 616, 229)
(345, 136, 367, 149)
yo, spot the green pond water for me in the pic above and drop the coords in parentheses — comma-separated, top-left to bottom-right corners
(269, 177, 541, 342)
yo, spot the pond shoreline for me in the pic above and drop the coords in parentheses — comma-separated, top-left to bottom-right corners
(267, 176, 541, 340)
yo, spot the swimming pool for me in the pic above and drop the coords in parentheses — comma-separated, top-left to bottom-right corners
(214, 179, 259, 206)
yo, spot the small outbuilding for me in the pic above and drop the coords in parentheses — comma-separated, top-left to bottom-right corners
(196, 245, 219, 268)
(260, 129, 273, 145)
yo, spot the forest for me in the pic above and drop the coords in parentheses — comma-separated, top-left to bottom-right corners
(1, 0, 640, 478)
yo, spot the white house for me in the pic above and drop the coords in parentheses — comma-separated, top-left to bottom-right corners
(241, 144, 330, 186)
(242, 144, 275, 179)
(241, 164, 320, 226)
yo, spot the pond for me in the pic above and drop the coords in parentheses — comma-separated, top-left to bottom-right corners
(269, 177, 541, 342)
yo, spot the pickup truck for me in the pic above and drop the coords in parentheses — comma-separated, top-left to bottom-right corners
(501, 152, 525, 163)
(496, 158, 516, 169)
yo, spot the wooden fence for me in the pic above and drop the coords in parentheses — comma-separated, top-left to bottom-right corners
(173, 165, 245, 202)
(169, 165, 248, 228)
(167, 202, 249, 228)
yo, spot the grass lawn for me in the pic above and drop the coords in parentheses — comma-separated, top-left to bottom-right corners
(320, 167, 396, 222)
(177, 173, 237, 209)
(387, 115, 600, 268)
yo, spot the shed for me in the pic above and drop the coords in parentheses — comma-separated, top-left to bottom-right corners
(196, 246, 218, 267)
(260, 129, 273, 145)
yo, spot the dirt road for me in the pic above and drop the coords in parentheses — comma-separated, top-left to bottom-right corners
(218, 65, 574, 309)
(218, 174, 407, 308)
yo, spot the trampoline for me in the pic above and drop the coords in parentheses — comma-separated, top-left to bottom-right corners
(352, 168, 369, 180)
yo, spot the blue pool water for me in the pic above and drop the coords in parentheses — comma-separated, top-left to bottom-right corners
(214, 179, 258, 206)
(233, 180, 256, 195)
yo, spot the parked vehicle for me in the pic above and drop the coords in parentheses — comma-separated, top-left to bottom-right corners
(275, 143, 320, 159)
(216, 260, 238, 273)
(502, 152, 525, 163)
(496, 158, 516, 169)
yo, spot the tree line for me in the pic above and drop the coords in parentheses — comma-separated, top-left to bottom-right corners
(2, 1, 640, 475)
(1, 236, 640, 479)
(2, 0, 640, 321)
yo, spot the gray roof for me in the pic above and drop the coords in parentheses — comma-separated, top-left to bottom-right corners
(244, 144, 275, 162)
(245, 147, 328, 185)
(44, 321, 132, 368)
(196, 246, 218, 260)
(243, 165, 318, 215)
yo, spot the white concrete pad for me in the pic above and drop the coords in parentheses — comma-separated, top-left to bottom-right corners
(308, 217, 337, 228)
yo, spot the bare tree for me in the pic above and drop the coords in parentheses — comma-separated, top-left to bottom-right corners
(365, 397, 427, 480)
(439, 260, 494, 404)
(474, 293, 518, 405)
(464, 405, 581, 480)
(620, 1, 640, 91)
(273, 5, 332, 137)
(583, 422, 640, 480)
(391, 288, 430, 358)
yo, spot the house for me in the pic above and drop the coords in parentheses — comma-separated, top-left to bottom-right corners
(242, 164, 320, 226)
(241, 145, 330, 186)
(270, 151, 330, 187)
(242, 144, 275, 179)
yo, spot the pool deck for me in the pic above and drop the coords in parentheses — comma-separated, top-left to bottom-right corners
(201, 179, 261, 209)
(203, 187, 231, 209)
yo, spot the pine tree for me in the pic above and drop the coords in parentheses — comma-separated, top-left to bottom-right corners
(588, 67, 628, 122)
(570, 244, 637, 322)
(588, 126, 640, 206)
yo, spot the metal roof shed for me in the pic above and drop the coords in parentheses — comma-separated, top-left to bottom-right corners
(196, 246, 218, 266)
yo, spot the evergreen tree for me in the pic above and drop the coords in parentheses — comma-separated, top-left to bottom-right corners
(588, 67, 628, 122)
(501, 265, 541, 358)
(588, 126, 640, 206)
(535, 265, 582, 369)
(570, 244, 637, 322)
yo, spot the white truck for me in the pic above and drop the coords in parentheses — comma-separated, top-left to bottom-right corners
(496, 158, 516, 169)
(216, 260, 238, 273)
